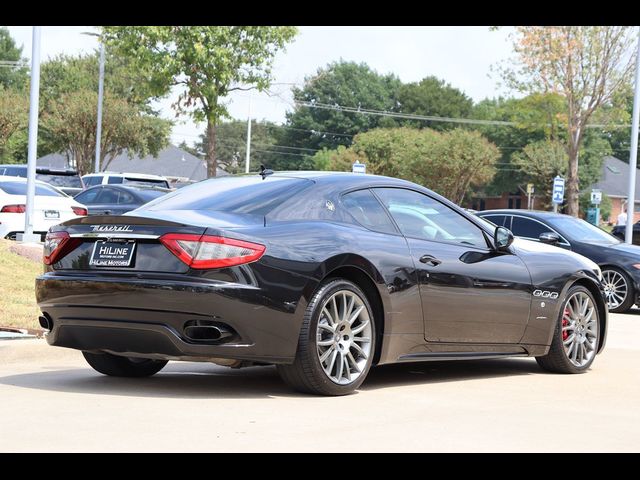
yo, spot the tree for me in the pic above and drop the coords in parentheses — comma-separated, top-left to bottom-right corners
(0, 87, 28, 160)
(192, 119, 285, 173)
(0, 27, 28, 90)
(102, 26, 298, 177)
(282, 61, 402, 156)
(396, 76, 473, 130)
(41, 90, 171, 175)
(499, 26, 637, 216)
(313, 127, 500, 204)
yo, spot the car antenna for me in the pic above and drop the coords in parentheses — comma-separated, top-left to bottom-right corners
(259, 164, 274, 180)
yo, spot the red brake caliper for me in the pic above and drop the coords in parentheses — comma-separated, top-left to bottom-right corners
(562, 308, 570, 341)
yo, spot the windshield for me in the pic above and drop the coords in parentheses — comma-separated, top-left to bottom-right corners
(547, 216, 620, 244)
(0, 181, 64, 197)
(124, 178, 169, 188)
(36, 173, 82, 188)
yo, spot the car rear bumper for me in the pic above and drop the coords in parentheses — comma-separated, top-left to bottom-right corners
(36, 272, 303, 364)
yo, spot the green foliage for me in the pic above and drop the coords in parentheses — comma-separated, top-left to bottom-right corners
(40, 52, 161, 112)
(281, 61, 402, 154)
(511, 140, 568, 209)
(396, 76, 473, 130)
(0, 87, 28, 160)
(41, 90, 171, 175)
(0, 28, 28, 90)
(102, 26, 298, 176)
(193, 119, 286, 173)
(314, 127, 500, 204)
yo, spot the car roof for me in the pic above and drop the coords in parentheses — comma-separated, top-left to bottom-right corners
(262, 171, 418, 187)
(478, 209, 571, 220)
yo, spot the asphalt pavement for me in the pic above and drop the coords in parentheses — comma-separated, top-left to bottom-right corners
(1, 311, 638, 452)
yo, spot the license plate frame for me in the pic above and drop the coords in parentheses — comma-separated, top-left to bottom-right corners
(44, 210, 60, 219)
(89, 240, 136, 267)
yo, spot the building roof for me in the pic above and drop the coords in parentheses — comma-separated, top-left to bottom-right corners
(37, 145, 227, 181)
(590, 155, 640, 200)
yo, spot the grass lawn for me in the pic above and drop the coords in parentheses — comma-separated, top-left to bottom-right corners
(0, 239, 42, 330)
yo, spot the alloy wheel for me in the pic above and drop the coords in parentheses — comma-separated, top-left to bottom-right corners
(316, 290, 372, 385)
(602, 269, 628, 310)
(561, 291, 598, 368)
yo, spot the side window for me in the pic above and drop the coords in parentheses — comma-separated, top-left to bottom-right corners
(481, 214, 507, 227)
(375, 188, 488, 248)
(108, 176, 123, 184)
(83, 176, 103, 187)
(510, 216, 548, 240)
(96, 187, 120, 204)
(75, 187, 101, 204)
(117, 191, 135, 204)
(341, 189, 397, 234)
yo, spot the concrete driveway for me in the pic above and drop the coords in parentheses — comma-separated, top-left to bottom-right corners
(1, 311, 638, 452)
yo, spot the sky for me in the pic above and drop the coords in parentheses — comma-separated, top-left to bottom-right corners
(6, 26, 516, 147)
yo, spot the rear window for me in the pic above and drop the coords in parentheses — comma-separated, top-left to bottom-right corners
(36, 173, 82, 188)
(124, 177, 169, 188)
(143, 176, 313, 216)
(0, 166, 27, 177)
(0, 181, 64, 197)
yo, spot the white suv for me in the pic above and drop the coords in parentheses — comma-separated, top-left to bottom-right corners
(82, 172, 170, 189)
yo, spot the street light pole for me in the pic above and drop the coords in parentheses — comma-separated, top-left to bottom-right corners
(625, 30, 640, 244)
(245, 96, 252, 174)
(21, 26, 42, 243)
(94, 41, 105, 173)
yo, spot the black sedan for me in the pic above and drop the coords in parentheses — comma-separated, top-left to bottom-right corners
(611, 222, 640, 245)
(478, 209, 640, 313)
(73, 184, 170, 215)
(36, 173, 607, 395)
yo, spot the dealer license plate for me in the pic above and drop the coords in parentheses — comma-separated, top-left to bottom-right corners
(44, 210, 59, 219)
(89, 241, 136, 267)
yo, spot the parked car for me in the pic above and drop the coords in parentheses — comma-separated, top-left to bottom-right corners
(37, 173, 607, 395)
(0, 176, 87, 241)
(0, 164, 85, 196)
(73, 185, 171, 216)
(611, 222, 640, 244)
(82, 172, 170, 189)
(478, 209, 640, 313)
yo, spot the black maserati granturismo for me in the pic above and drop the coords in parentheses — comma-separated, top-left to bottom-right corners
(36, 172, 607, 395)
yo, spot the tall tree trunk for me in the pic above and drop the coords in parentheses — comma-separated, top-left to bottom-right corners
(206, 119, 217, 178)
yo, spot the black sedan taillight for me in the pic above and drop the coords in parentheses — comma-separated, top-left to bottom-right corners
(159, 233, 266, 269)
(43, 231, 80, 265)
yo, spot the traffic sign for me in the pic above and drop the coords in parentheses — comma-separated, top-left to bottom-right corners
(591, 189, 602, 205)
(526, 183, 535, 194)
(352, 160, 366, 174)
(552, 176, 565, 204)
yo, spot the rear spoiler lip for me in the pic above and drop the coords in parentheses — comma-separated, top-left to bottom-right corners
(57, 214, 188, 228)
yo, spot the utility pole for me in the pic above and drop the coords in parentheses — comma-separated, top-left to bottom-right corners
(245, 96, 252, 174)
(626, 30, 640, 244)
(95, 41, 105, 173)
(21, 26, 42, 243)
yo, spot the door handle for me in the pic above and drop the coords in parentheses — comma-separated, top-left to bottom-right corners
(419, 254, 441, 266)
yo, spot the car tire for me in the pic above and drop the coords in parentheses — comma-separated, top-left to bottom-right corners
(601, 267, 634, 313)
(536, 285, 599, 374)
(277, 278, 377, 396)
(82, 351, 168, 377)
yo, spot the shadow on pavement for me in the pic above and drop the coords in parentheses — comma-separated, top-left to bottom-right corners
(0, 358, 540, 400)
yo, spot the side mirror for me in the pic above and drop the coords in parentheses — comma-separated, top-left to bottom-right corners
(494, 226, 514, 251)
(539, 231, 560, 245)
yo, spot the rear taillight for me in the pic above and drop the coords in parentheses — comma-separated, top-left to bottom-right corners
(43, 231, 80, 265)
(1, 204, 26, 213)
(72, 206, 88, 216)
(159, 233, 266, 269)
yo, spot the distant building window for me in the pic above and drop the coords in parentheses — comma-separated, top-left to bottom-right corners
(634, 202, 640, 213)
(508, 197, 522, 209)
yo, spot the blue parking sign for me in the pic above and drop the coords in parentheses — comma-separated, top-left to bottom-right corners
(552, 176, 565, 204)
